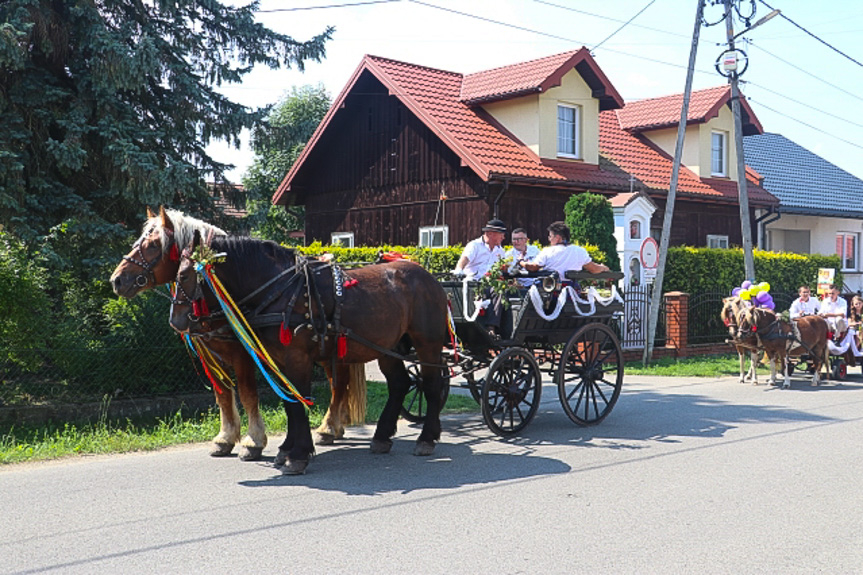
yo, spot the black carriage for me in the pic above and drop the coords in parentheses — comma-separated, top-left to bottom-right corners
(402, 270, 625, 436)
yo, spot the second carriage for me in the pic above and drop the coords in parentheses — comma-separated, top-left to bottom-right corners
(402, 270, 626, 436)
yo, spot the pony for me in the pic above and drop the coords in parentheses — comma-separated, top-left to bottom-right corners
(169, 232, 449, 475)
(109, 207, 366, 460)
(737, 306, 830, 388)
(721, 296, 760, 384)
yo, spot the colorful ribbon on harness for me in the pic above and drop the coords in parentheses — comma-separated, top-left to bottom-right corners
(183, 333, 234, 395)
(195, 260, 312, 407)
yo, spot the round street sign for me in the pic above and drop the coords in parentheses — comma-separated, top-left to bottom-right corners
(640, 237, 659, 269)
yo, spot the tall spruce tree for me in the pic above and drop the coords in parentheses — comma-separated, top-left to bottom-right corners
(0, 0, 331, 276)
(564, 192, 621, 271)
(243, 84, 330, 243)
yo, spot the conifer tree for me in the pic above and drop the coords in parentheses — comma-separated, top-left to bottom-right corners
(0, 0, 331, 276)
(564, 192, 621, 271)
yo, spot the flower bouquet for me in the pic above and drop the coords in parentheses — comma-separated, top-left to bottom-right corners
(478, 256, 520, 309)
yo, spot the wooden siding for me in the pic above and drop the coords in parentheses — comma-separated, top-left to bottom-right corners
(649, 197, 757, 247)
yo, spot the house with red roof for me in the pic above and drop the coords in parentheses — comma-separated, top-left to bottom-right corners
(273, 48, 777, 286)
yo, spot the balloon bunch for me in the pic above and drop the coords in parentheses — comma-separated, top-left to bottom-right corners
(731, 280, 774, 310)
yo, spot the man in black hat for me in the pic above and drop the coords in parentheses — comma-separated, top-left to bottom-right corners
(454, 218, 507, 338)
(454, 218, 507, 279)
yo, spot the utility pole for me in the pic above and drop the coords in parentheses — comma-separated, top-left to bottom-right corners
(724, 0, 756, 282)
(642, 0, 705, 365)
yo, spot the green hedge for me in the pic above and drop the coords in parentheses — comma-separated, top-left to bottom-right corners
(298, 241, 607, 274)
(663, 247, 843, 295)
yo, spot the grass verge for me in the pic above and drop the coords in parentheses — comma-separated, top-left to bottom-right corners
(0, 381, 478, 466)
(624, 353, 772, 377)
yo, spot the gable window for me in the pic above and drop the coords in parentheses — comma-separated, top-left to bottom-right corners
(707, 234, 729, 249)
(837, 233, 858, 270)
(419, 225, 448, 248)
(331, 232, 354, 248)
(711, 131, 728, 177)
(557, 104, 581, 158)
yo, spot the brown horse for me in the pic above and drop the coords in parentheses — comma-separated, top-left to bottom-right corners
(737, 306, 830, 388)
(109, 208, 365, 460)
(169, 233, 449, 474)
(721, 296, 760, 384)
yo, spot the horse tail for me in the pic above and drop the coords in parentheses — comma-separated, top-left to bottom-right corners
(346, 363, 368, 425)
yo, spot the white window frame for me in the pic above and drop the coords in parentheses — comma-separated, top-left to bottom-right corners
(837, 232, 858, 271)
(557, 103, 581, 159)
(707, 234, 729, 249)
(419, 225, 449, 248)
(330, 232, 354, 248)
(711, 130, 728, 177)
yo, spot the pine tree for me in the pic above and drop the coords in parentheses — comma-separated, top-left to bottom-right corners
(564, 192, 621, 271)
(243, 84, 330, 242)
(0, 0, 332, 276)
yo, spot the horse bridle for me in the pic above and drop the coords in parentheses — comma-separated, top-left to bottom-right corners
(122, 225, 176, 288)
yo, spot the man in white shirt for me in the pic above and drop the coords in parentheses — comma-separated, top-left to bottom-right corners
(789, 285, 819, 319)
(506, 227, 540, 288)
(819, 284, 848, 340)
(454, 219, 506, 279)
(454, 219, 507, 337)
(520, 221, 609, 279)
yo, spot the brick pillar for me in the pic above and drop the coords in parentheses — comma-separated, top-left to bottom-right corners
(664, 291, 689, 355)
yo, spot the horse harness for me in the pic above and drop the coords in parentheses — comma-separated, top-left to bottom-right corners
(122, 224, 177, 288)
(747, 314, 819, 357)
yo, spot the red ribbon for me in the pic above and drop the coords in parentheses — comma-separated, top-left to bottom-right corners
(169, 243, 180, 262)
(337, 334, 347, 358)
(343, 278, 358, 288)
(280, 322, 293, 346)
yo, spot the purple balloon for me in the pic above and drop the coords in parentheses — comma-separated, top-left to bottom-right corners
(741, 280, 752, 289)
(764, 301, 775, 310)
(732, 287, 742, 296)
(755, 291, 770, 304)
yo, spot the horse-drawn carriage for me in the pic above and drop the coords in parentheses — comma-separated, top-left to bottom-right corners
(402, 270, 625, 436)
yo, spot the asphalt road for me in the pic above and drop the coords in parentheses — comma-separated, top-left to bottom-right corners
(3, 372, 863, 574)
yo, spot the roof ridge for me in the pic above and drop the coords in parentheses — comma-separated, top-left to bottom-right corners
(365, 54, 463, 78)
(626, 84, 728, 105)
(463, 49, 580, 78)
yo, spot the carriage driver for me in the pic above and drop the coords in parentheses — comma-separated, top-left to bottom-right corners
(790, 285, 820, 319)
(819, 284, 848, 342)
(453, 218, 507, 337)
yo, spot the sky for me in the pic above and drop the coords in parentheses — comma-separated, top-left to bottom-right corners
(207, 0, 863, 183)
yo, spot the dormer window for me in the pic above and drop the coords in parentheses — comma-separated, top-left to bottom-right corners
(557, 104, 581, 159)
(711, 130, 728, 177)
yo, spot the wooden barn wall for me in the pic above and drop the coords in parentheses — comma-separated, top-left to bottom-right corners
(649, 198, 758, 247)
(295, 72, 500, 245)
(497, 186, 586, 242)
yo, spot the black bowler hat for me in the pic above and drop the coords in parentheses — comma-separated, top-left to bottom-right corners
(482, 219, 507, 233)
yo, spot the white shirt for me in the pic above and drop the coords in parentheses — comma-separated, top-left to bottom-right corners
(820, 296, 848, 318)
(507, 244, 540, 287)
(533, 243, 592, 279)
(458, 237, 505, 279)
(790, 297, 820, 318)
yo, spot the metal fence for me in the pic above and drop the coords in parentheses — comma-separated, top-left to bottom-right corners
(619, 284, 666, 349)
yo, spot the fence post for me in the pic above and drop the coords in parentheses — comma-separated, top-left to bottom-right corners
(664, 291, 689, 355)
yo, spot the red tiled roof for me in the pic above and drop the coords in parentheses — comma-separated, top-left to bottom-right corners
(274, 53, 776, 209)
(599, 110, 775, 204)
(617, 85, 763, 134)
(460, 48, 623, 109)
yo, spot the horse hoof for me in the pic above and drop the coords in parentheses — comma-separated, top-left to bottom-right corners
(209, 442, 234, 457)
(281, 459, 309, 475)
(316, 433, 336, 446)
(413, 441, 435, 456)
(238, 446, 263, 461)
(274, 449, 289, 468)
(371, 438, 393, 454)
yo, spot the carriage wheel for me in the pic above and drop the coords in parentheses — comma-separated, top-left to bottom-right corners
(400, 362, 451, 423)
(480, 348, 542, 437)
(831, 359, 847, 381)
(556, 323, 623, 426)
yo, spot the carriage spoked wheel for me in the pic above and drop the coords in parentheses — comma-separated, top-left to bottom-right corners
(462, 358, 489, 404)
(400, 361, 451, 423)
(480, 348, 542, 436)
(556, 323, 623, 426)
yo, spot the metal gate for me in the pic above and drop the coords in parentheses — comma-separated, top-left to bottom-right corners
(620, 284, 665, 350)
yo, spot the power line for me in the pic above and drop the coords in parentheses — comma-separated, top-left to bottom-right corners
(749, 98, 863, 151)
(256, 0, 400, 13)
(746, 81, 863, 130)
(750, 42, 863, 104)
(591, 0, 656, 52)
(758, 0, 863, 67)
